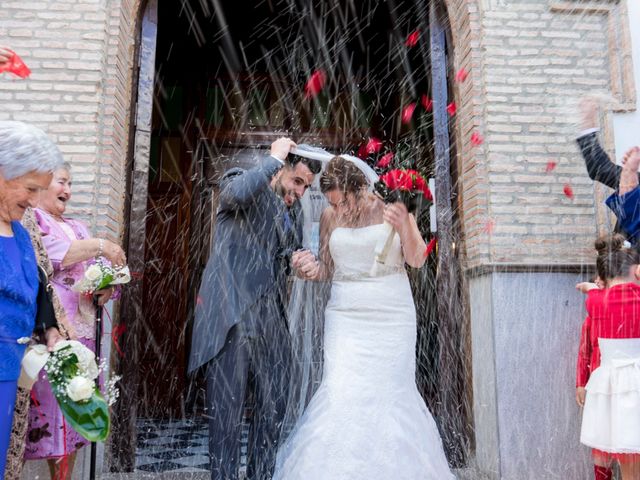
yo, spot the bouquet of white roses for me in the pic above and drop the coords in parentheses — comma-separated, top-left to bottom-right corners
(72, 258, 131, 294)
(43, 340, 117, 442)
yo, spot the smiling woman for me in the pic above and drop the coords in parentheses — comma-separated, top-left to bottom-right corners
(0, 121, 65, 477)
(23, 163, 127, 480)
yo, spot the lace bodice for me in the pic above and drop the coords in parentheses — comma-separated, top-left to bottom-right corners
(329, 224, 405, 280)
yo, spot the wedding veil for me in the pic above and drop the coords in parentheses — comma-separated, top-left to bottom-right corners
(282, 145, 378, 433)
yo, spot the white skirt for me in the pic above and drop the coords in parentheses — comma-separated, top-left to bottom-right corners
(581, 338, 640, 453)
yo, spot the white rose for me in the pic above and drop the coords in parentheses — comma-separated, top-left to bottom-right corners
(66, 376, 94, 402)
(84, 264, 102, 282)
(67, 341, 99, 380)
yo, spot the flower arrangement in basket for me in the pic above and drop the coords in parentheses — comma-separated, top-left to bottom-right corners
(373, 169, 433, 267)
(72, 259, 131, 294)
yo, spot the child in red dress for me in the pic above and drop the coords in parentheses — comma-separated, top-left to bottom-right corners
(576, 234, 640, 480)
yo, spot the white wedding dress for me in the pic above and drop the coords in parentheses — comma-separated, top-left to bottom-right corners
(273, 224, 455, 480)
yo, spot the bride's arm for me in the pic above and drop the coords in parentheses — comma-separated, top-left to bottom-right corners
(293, 208, 335, 281)
(314, 208, 336, 280)
(383, 202, 427, 269)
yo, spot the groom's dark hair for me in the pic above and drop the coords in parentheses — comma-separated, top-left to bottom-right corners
(285, 154, 322, 174)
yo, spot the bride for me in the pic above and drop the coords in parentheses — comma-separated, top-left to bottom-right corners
(274, 156, 454, 480)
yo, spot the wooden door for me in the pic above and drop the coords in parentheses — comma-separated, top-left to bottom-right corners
(138, 136, 192, 417)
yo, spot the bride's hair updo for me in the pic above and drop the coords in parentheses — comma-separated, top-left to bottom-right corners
(320, 156, 368, 194)
(595, 233, 640, 281)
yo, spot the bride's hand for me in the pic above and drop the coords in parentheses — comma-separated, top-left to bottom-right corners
(383, 202, 410, 232)
(292, 250, 320, 280)
(292, 250, 313, 269)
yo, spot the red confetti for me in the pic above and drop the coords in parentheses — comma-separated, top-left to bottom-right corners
(0, 49, 31, 79)
(196, 295, 203, 306)
(130, 271, 144, 280)
(421, 95, 433, 112)
(304, 69, 327, 98)
(563, 184, 574, 199)
(424, 237, 437, 257)
(446, 102, 457, 116)
(455, 68, 469, 83)
(483, 218, 496, 235)
(545, 161, 557, 173)
(470, 132, 484, 146)
(405, 30, 420, 48)
(376, 152, 394, 169)
(365, 137, 383, 155)
(401, 103, 417, 124)
(358, 137, 384, 159)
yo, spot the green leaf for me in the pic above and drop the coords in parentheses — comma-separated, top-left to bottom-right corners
(54, 387, 111, 442)
(95, 273, 114, 291)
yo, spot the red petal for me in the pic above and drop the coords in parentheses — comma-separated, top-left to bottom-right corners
(405, 30, 420, 48)
(563, 184, 574, 199)
(424, 237, 437, 257)
(0, 50, 31, 79)
(483, 218, 496, 234)
(196, 295, 204, 305)
(455, 68, 469, 83)
(304, 69, 327, 98)
(401, 103, 417, 124)
(376, 152, 394, 169)
(470, 132, 484, 146)
(545, 161, 557, 173)
(421, 95, 433, 112)
(365, 137, 383, 155)
(446, 102, 457, 116)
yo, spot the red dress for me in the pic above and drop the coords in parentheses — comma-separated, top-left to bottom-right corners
(576, 282, 640, 460)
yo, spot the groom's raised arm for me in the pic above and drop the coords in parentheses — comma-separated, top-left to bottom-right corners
(218, 137, 296, 211)
(218, 157, 283, 211)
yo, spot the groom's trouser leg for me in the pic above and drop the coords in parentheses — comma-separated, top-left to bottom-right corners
(247, 318, 292, 480)
(206, 326, 249, 480)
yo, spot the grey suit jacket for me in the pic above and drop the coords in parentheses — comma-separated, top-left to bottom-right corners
(188, 155, 303, 373)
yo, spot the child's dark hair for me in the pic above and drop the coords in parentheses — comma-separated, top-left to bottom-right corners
(595, 234, 640, 281)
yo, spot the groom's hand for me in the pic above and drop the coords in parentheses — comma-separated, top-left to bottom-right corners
(292, 250, 319, 280)
(271, 137, 297, 162)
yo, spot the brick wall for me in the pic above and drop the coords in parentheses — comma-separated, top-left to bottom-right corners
(448, 0, 634, 268)
(0, 0, 140, 241)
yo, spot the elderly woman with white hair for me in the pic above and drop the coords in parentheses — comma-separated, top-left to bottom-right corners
(0, 121, 65, 475)
(23, 160, 126, 480)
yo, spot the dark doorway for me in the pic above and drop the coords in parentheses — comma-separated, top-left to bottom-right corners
(115, 0, 471, 471)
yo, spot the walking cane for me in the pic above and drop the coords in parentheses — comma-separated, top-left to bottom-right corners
(89, 296, 103, 480)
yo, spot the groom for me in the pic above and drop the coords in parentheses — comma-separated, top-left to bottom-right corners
(189, 137, 321, 480)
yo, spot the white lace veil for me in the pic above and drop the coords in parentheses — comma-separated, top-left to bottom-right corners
(291, 144, 379, 190)
(282, 145, 378, 435)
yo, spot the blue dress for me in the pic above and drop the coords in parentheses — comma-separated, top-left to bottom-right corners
(606, 186, 640, 244)
(0, 221, 38, 476)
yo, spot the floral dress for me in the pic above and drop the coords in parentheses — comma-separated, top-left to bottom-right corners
(24, 208, 95, 460)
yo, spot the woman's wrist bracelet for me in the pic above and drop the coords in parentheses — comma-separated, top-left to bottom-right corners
(97, 238, 104, 258)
